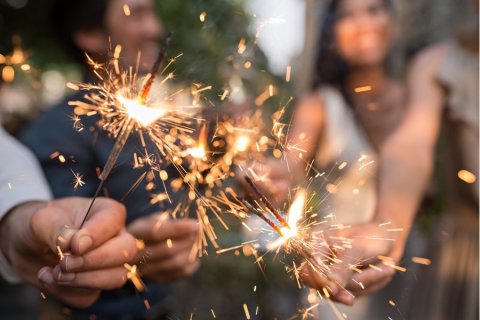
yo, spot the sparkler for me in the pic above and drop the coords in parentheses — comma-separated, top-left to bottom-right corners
(240, 176, 332, 282)
(72, 34, 201, 228)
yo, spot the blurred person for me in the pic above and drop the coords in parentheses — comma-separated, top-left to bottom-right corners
(20, 0, 199, 318)
(243, 0, 409, 316)
(303, 1, 478, 319)
(0, 126, 137, 309)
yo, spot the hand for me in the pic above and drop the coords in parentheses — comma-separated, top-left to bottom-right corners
(0, 197, 137, 308)
(236, 158, 290, 205)
(127, 215, 200, 283)
(301, 222, 405, 304)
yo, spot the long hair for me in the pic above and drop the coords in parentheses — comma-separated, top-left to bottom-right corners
(311, 0, 394, 91)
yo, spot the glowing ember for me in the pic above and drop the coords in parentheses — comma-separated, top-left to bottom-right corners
(234, 135, 250, 152)
(116, 93, 166, 126)
(281, 189, 306, 240)
(457, 169, 476, 184)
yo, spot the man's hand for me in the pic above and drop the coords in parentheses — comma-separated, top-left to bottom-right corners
(301, 222, 405, 304)
(0, 197, 137, 308)
(128, 214, 200, 283)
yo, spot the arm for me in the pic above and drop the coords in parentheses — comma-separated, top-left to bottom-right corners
(302, 44, 448, 301)
(371, 45, 446, 256)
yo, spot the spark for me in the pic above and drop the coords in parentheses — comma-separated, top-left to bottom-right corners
(411, 257, 431, 266)
(123, 4, 131, 16)
(458, 169, 476, 183)
(285, 65, 291, 82)
(71, 169, 86, 190)
(124, 263, 145, 292)
(354, 85, 372, 93)
(243, 304, 251, 319)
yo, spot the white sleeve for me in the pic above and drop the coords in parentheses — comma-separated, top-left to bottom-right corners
(0, 127, 52, 283)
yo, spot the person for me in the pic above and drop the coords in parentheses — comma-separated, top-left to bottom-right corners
(246, 0, 404, 306)
(20, 0, 199, 318)
(0, 126, 137, 308)
(303, 2, 479, 319)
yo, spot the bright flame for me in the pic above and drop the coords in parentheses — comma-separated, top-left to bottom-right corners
(188, 124, 208, 159)
(281, 189, 306, 239)
(188, 146, 206, 159)
(117, 93, 166, 126)
(234, 135, 250, 152)
(267, 188, 306, 250)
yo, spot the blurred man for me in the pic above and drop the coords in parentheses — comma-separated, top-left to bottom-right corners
(0, 127, 137, 308)
(21, 0, 199, 318)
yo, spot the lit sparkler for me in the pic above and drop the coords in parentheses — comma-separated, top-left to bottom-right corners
(69, 34, 201, 227)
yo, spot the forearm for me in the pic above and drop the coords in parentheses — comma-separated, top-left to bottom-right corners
(374, 138, 434, 241)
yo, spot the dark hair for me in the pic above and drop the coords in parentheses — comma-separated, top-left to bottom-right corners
(312, 0, 393, 91)
(50, 0, 110, 65)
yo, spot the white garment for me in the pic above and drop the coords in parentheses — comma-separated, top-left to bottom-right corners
(0, 127, 52, 282)
(314, 86, 378, 224)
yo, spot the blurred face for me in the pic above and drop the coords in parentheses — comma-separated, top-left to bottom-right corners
(334, 0, 393, 67)
(105, 0, 163, 72)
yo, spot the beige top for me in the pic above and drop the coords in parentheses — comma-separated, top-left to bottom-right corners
(314, 86, 378, 224)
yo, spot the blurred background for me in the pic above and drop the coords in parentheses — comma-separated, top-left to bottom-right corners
(0, 0, 477, 319)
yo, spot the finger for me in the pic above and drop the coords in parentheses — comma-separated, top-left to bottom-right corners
(143, 260, 200, 283)
(71, 198, 127, 255)
(60, 231, 137, 272)
(52, 264, 128, 290)
(142, 235, 196, 262)
(346, 264, 395, 294)
(37, 266, 101, 309)
(31, 202, 77, 253)
(129, 218, 198, 243)
(140, 250, 199, 275)
(330, 289, 355, 306)
(300, 265, 341, 296)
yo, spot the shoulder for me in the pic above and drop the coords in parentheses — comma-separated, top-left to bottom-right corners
(409, 42, 449, 75)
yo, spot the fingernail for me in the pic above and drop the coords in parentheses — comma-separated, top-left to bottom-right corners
(65, 256, 84, 271)
(339, 291, 355, 305)
(77, 235, 93, 253)
(38, 269, 54, 285)
(57, 270, 76, 282)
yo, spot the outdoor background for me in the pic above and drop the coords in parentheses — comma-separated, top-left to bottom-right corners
(0, 0, 476, 319)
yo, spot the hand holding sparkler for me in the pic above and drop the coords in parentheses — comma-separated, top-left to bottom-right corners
(0, 197, 137, 308)
(301, 222, 401, 304)
(240, 176, 349, 298)
(127, 214, 200, 283)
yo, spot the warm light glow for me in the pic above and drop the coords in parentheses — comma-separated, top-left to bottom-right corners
(281, 189, 306, 239)
(188, 124, 208, 159)
(188, 146, 207, 159)
(117, 93, 166, 126)
(234, 135, 250, 152)
(458, 169, 476, 184)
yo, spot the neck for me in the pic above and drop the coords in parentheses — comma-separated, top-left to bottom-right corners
(344, 64, 389, 104)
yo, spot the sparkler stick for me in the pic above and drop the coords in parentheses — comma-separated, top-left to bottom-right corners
(244, 175, 290, 229)
(79, 35, 173, 228)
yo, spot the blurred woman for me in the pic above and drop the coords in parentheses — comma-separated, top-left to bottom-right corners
(247, 0, 407, 317)
(284, 0, 404, 225)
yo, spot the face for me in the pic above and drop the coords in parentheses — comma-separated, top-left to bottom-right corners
(104, 0, 163, 72)
(333, 0, 393, 67)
